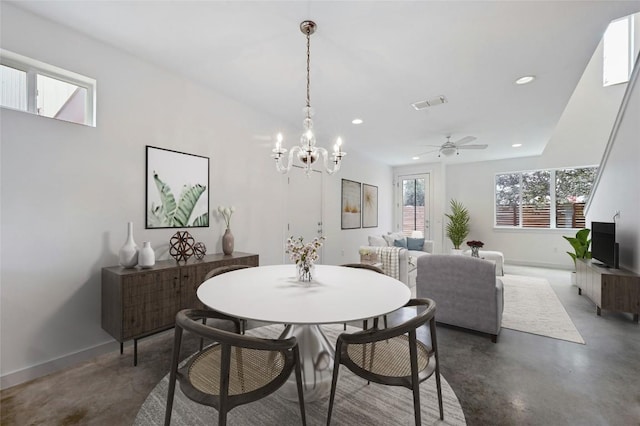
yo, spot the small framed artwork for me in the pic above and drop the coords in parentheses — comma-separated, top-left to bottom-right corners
(146, 146, 209, 229)
(362, 184, 378, 228)
(341, 179, 362, 229)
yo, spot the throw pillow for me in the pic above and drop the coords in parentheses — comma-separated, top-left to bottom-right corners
(383, 232, 405, 246)
(407, 237, 425, 251)
(393, 238, 408, 249)
(368, 235, 388, 247)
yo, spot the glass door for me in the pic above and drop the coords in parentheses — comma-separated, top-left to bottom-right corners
(397, 174, 430, 239)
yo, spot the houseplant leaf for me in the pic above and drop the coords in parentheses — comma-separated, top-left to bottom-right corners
(153, 173, 177, 221)
(445, 199, 470, 249)
(173, 184, 206, 227)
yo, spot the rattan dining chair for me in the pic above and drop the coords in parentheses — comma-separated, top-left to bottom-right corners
(201, 264, 252, 337)
(340, 263, 388, 330)
(164, 309, 307, 426)
(326, 298, 443, 425)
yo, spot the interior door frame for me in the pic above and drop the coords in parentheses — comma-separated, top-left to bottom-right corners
(395, 173, 431, 239)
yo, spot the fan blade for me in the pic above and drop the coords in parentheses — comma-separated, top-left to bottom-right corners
(414, 148, 440, 156)
(457, 144, 488, 150)
(453, 136, 477, 146)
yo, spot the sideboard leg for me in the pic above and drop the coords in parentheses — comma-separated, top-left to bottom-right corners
(578, 288, 582, 295)
(134, 338, 138, 366)
(633, 314, 639, 323)
(120, 342, 123, 354)
(596, 306, 601, 316)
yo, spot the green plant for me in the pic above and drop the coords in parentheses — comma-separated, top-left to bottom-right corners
(148, 173, 209, 227)
(445, 199, 470, 249)
(563, 228, 591, 267)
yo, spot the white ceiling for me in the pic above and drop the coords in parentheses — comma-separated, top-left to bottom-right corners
(10, 1, 640, 166)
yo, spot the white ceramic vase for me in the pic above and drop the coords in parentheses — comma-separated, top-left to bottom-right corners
(139, 241, 155, 268)
(119, 222, 139, 268)
(451, 248, 463, 255)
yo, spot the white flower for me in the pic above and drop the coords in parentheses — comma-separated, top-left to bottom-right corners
(217, 205, 235, 228)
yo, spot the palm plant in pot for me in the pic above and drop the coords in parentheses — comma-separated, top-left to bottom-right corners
(445, 199, 470, 253)
(563, 228, 591, 284)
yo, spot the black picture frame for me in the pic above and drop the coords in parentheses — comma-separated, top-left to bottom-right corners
(145, 145, 210, 229)
(341, 179, 362, 229)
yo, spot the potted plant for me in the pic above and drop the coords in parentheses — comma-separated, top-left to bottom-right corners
(445, 199, 470, 253)
(563, 228, 591, 284)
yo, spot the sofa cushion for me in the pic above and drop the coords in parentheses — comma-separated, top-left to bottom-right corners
(407, 237, 425, 251)
(368, 235, 388, 247)
(393, 238, 408, 248)
(383, 232, 405, 246)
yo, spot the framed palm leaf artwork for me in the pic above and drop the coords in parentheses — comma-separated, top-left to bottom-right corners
(145, 146, 209, 229)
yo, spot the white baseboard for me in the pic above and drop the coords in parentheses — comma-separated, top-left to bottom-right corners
(505, 259, 573, 271)
(0, 340, 118, 390)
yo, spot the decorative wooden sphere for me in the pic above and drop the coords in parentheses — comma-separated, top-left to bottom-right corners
(169, 231, 195, 263)
(193, 242, 207, 260)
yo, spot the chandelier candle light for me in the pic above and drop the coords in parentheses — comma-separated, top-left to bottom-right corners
(271, 20, 346, 176)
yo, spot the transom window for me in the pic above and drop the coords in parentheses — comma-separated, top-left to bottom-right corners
(603, 15, 635, 87)
(495, 167, 598, 229)
(1, 49, 96, 126)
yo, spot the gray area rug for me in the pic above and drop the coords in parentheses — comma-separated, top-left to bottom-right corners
(501, 274, 585, 344)
(135, 324, 466, 425)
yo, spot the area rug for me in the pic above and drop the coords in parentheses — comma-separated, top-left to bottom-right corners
(134, 324, 467, 425)
(501, 275, 585, 344)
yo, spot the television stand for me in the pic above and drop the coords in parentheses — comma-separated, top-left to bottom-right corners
(576, 258, 640, 323)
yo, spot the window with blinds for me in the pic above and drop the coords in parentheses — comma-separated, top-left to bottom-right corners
(495, 167, 597, 229)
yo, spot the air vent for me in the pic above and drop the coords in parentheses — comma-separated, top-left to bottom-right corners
(411, 95, 447, 110)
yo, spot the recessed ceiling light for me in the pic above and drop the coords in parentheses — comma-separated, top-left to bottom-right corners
(352, 118, 363, 125)
(412, 156, 420, 160)
(512, 143, 522, 147)
(515, 75, 535, 85)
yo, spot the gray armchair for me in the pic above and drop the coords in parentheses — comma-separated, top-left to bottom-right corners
(416, 255, 503, 342)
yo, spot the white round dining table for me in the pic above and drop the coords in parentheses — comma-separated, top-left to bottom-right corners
(197, 264, 410, 401)
(197, 264, 410, 324)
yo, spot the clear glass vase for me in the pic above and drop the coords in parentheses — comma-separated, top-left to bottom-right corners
(471, 246, 480, 258)
(297, 261, 314, 282)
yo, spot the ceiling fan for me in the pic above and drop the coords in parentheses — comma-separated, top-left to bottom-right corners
(417, 136, 488, 157)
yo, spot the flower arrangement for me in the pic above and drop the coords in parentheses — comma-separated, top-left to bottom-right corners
(217, 205, 235, 229)
(286, 236, 325, 281)
(466, 240, 484, 248)
(466, 240, 484, 258)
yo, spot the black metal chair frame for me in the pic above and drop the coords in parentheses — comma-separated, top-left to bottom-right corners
(164, 309, 307, 426)
(326, 298, 443, 426)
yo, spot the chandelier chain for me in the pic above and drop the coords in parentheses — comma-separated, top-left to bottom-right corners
(306, 30, 311, 112)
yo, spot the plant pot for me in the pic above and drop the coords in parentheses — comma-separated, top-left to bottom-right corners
(451, 249, 463, 255)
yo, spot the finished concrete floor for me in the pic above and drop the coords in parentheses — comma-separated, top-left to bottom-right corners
(1, 265, 639, 425)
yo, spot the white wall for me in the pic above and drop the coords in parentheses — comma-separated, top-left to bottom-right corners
(0, 4, 392, 387)
(322, 152, 394, 266)
(586, 55, 640, 273)
(444, 21, 635, 269)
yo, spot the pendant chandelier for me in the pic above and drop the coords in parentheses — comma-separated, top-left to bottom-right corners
(271, 20, 346, 176)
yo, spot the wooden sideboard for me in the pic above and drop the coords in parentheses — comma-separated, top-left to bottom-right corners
(576, 258, 640, 323)
(102, 252, 259, 364)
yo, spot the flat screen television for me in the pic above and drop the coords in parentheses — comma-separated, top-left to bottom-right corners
(591, 221, 617, 268)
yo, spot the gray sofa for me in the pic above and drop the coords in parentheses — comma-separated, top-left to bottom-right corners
(416, 254, 503, 342)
